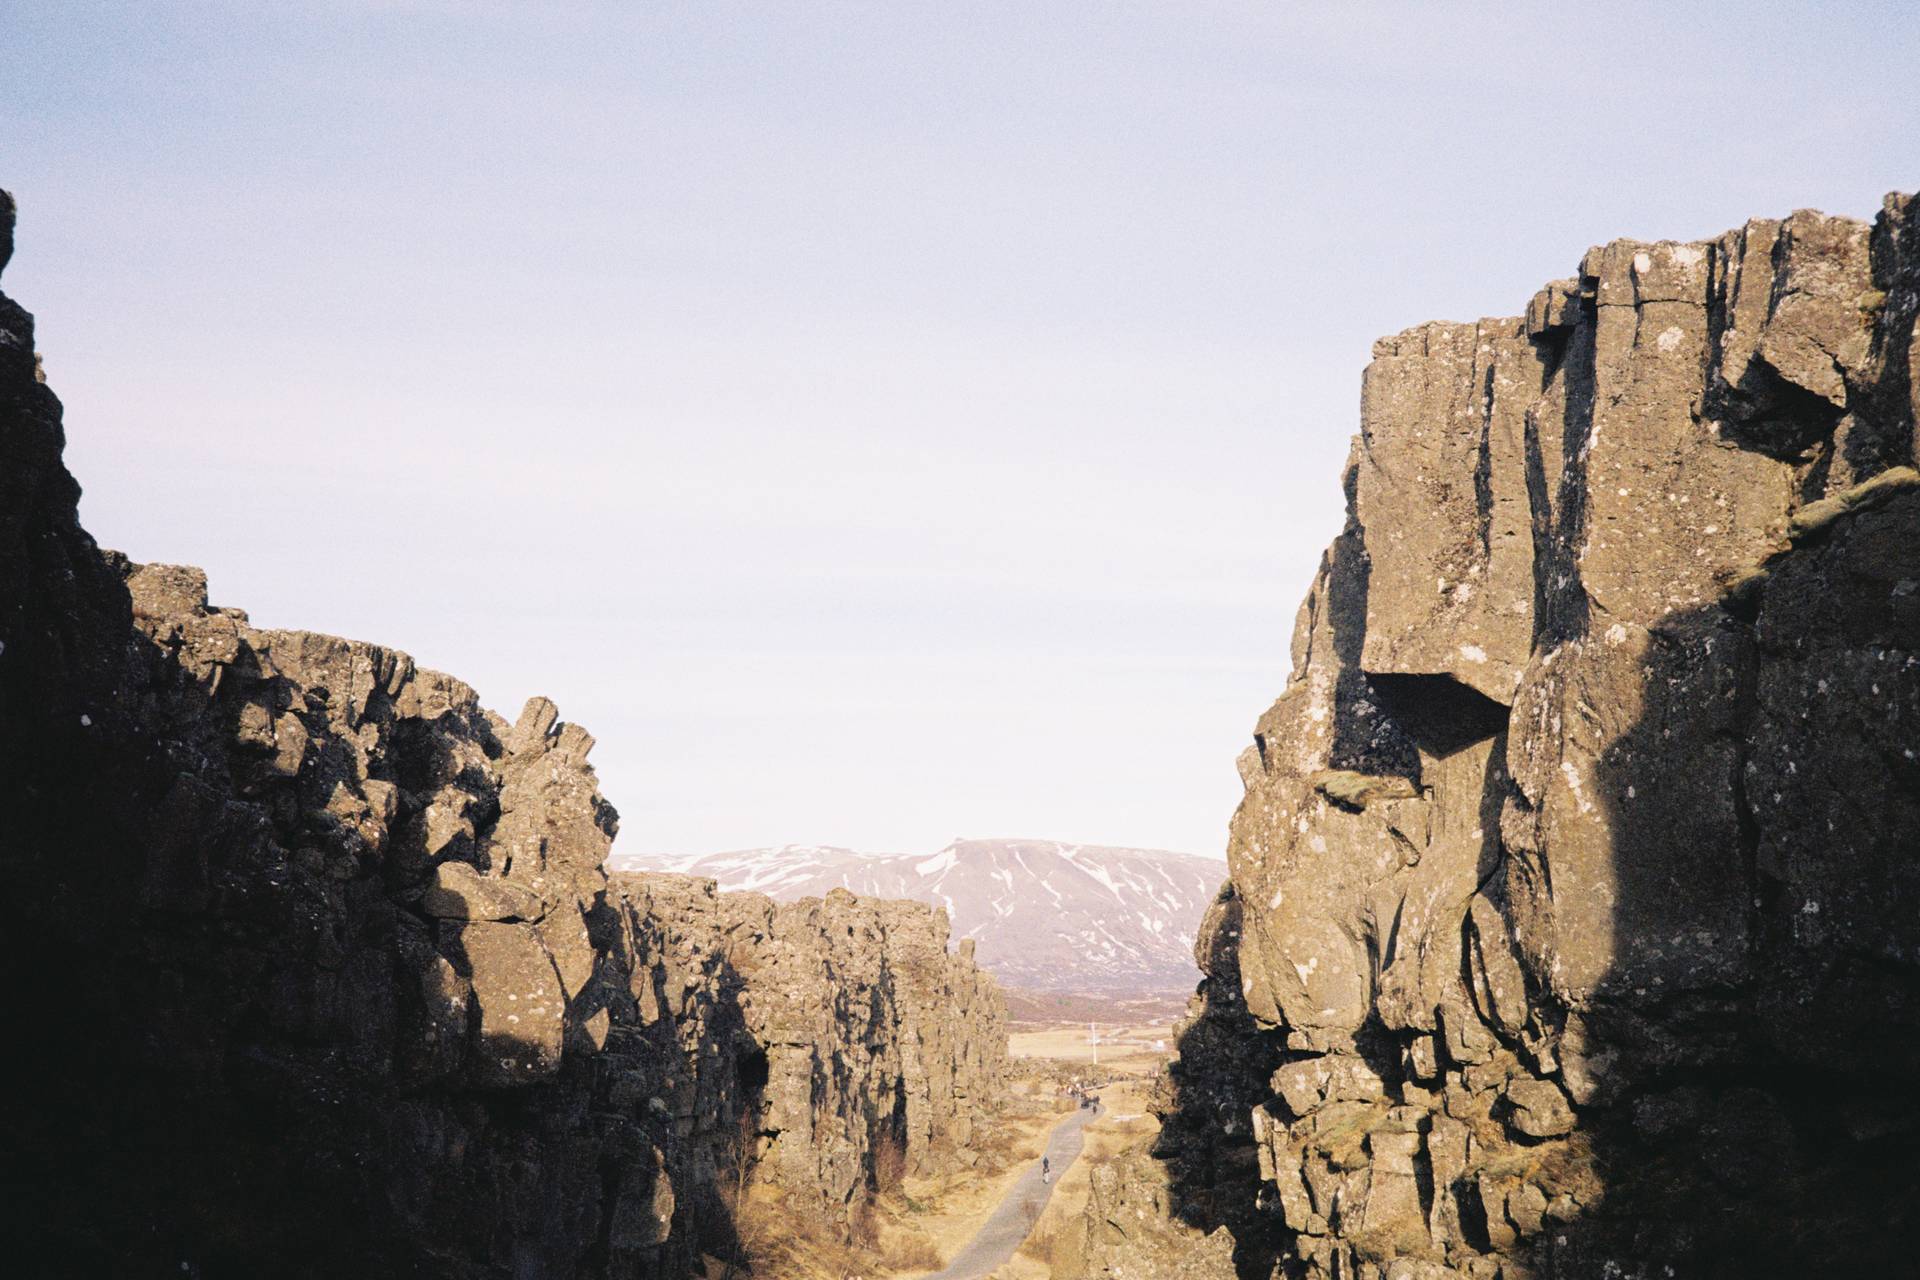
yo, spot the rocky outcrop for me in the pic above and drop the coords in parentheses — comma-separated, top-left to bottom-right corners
(0, 191, 1003, 1277)
(1063, 1142, 1241, 1280)
(1136, 193, 1920, 1278)
(611, 874, 1006, 1237)
(1064, 884, 1289, 1279)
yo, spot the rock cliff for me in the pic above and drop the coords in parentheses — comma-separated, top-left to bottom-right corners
(0, 190, 1004, 1277)
(1092, 192, 1920, 1279)
(615, 873, 1004, 1231)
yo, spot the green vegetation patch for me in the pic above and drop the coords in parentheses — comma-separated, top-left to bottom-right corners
(1857, 288, 1888, 330)
(1730, 466, 1920, 616)
(1305, 1099, 1392, 1170)
(1309, 769, 1419, 811)
(1787, 466, 1920, 543)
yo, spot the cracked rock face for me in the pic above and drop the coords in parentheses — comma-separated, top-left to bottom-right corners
(1132, 193, 1920, 1280)
(0, 192, 1004, 1278)
(611, 874, 1007, 1236)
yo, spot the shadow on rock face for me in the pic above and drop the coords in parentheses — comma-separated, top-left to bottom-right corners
(1159, 884, 1293, 1279)
(0, 540, 743, 1275)
(4, 185, 1019, 1278)
(1534, 488, 1920, 1275)
(1132, 192, 1920, 1280)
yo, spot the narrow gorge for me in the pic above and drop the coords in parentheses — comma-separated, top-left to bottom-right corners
(7, 176, 1920, 1280)
(0, 190, 1005, 1277)
(1066, 192, 1920, 1278)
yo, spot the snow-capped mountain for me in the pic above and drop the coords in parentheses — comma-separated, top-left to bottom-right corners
(614, 839, 1225, 995)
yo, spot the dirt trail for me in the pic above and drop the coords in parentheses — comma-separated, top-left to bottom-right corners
(916, 1104, 1098, 1280)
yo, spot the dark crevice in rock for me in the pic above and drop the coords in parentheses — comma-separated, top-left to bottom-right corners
(1718, 353, 1850, 459)
(1091, 191, 1920, 1280)
(1366, 672, 1510, 759)
(1540, 296, 1596, 646)
(1473, 360, 1499, 563)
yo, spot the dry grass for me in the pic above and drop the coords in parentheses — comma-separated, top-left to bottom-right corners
(1305, 1100, 1393, 1171)
(881, 1232, 943, 1272)
(852, 1198, 944, 1273)
(988, 1072, 1168, 1279)
(721, 1179, 951, 1280)
(872, 1134, 908, 1193)
(877, 1107, 1057, 1274)
(729, 1187, 866, 1278)
(1016, 1216, 1056, 1259)
(727, 1021, 1178, 1278)
(1015, 1213, 1063, 1263)
(1470, 1130, 1598, 1194)
(1857, 287, 1889, 329)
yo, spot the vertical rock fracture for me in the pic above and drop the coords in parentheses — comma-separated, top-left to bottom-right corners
(1086, 192, 1920, 1279)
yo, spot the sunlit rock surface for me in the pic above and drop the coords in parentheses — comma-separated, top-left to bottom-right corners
(1073, 192, 1920, 1280)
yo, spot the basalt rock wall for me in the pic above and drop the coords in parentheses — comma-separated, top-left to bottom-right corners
(0, 191, 1004, 1278)
(610, 873, 1006, 1232)
(1139, 192, 1920, 1279)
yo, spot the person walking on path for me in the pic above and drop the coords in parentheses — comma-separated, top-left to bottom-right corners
(916, 1102, 1097, 1280)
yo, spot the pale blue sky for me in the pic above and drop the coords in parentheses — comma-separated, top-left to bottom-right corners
(5, 2, 1916, 857)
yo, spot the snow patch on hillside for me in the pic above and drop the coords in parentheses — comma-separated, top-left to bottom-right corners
(614, 838, 1224, 995)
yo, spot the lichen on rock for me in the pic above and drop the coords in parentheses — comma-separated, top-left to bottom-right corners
(1079, 191, 1920, 1280)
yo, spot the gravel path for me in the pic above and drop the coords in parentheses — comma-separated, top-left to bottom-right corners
(916, 1104, 1100, 1280)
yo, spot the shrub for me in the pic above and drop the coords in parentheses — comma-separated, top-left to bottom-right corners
(879, 1229, 942, 1271)
(871, 1134, 908, 1193)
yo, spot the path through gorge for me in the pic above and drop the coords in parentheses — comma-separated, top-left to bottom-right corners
(919, 1105, 1099, 1280)
(8, 174, 1918, 1279)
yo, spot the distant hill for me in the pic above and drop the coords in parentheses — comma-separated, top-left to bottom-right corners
(616, 838, 1225, 995)
(998, 987, 1192, 1026)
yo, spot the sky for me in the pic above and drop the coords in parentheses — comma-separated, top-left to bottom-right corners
(4, 2, 1916, 859)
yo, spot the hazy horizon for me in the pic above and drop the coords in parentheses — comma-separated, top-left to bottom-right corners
(7, 2, 1917, 859)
